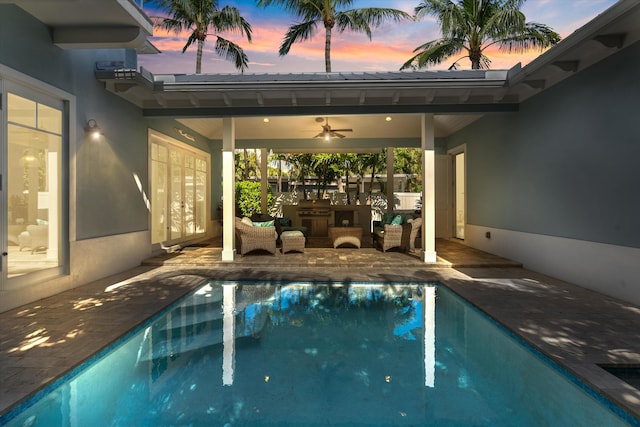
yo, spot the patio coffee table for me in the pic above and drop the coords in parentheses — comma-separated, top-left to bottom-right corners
(328, 226, 363, 248)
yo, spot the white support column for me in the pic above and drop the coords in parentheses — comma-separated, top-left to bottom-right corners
(386, 147, 394, 211)
(421, 114, 437, 263)
(222, 117, 236, 261)
(260, 148, 268, 214)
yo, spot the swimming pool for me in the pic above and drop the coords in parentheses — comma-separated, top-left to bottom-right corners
(1, 281, 637, 426)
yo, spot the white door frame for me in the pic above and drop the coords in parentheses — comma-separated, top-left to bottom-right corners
(448, 144, 466, 240)
(1, 65, 74, 291)
(148, 129, 210, 247)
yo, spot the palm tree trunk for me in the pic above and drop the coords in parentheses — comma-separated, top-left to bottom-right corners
(196, 39, 204, 74)
(470, 46, 481, 70)
(325, 27, 332, 72)
(277, 159, 282, 193)
(369, 166, 376, 200)
(243, 149, 250, 180)
(345, 173, 351, 204)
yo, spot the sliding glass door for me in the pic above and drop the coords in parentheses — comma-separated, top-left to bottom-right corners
(149, 130, 209, 245)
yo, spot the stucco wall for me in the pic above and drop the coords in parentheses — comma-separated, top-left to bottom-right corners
(445, 41, 640, 304)
(447, 41, 640, 249)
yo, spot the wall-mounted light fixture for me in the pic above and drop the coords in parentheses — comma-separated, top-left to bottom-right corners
(85, 119, 103, 140)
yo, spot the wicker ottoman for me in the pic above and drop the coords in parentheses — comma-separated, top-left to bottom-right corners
(329, 226, 363, 248)
(281, 230, 305, 254)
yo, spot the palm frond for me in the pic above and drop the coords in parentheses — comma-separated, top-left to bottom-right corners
(497, 22, 561, 53)
(279, 20, 318, 56)
(400, 38, 465, 70)
(212, 5, 253, 41)
(336, 8, 410, 37)
(214, 37, 249, 72)
(182, 33, 198, 52)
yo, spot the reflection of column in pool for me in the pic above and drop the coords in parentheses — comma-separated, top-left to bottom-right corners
(222, 284, 236, 386)
(423, 286, 436, 387)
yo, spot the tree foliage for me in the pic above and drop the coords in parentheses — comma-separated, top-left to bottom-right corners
(153, 0, 253, 73)
(257, 0, 410, 72)
(401, 0, 560, 70)
(235, 180, 274, 217)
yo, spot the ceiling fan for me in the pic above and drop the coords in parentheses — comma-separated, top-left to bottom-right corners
(314, 117, 353, 141)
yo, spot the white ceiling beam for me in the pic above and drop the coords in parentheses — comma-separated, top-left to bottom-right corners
(256, 92, 264, 106)
(359, 91, 366, 105)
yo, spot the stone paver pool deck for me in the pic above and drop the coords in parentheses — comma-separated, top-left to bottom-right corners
(1, 240, 639, 423)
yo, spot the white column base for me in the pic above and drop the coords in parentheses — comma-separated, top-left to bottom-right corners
(422, 250, 437, 263)
(222, 249, 236, 262)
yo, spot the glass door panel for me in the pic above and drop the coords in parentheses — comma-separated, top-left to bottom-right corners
(184, 154, 195, 237)
(151, 144, 168, 243)
(195, 158, 207, 234)
(5, 92, 62, 278)
(170, 149, 184, 241)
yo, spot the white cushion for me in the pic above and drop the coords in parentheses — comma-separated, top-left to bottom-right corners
(281, 230, 304, 238)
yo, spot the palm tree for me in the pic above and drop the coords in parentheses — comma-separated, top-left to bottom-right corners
(362, 150, 386, 201)
(337, 153, 356, 204)
(288, 153, 314, 200)
(312, 153, 340, 198)
(401, 0, 560, 70)
(153, 0, 253, 73)
(257, 0, 410, 72)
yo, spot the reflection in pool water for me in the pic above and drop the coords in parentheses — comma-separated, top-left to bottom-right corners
(1, 282, 636, 426)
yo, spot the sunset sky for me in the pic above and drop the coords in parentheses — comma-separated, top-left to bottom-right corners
(138, 0, 619, 75)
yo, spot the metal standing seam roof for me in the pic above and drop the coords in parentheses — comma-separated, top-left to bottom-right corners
(163, 70, 491, 83)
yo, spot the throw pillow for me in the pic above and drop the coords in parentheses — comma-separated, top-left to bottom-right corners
(253, 220, 275, 227)
(279, 217, 292, 227)
(391, 215, 403, 225)
(241, 217, 253, 226)
(381, 212, 395, 225)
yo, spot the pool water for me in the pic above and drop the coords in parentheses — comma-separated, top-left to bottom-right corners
(1, 282, 636, 426)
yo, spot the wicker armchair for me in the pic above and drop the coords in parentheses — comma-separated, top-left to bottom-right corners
(374, 218, 423, 253)
(404, 218, 422, 252)
(234, 217, 277, 255)
(374, 224, 404, 252)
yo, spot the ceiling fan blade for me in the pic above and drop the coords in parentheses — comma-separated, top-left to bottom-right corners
(332, 132, 347, 138)
(314, 132, 325, 138)
(331, 128, 352, 132)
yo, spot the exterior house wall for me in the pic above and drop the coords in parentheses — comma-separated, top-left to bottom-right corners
(446, 41, 640, 305)
(0, 6, 210, 312)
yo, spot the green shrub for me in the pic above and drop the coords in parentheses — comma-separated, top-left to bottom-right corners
(235, 181, 274, 217)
